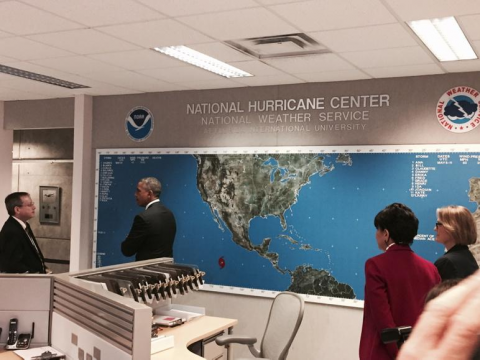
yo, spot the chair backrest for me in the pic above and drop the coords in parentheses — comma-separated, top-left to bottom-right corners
(260, 291, 305, 360)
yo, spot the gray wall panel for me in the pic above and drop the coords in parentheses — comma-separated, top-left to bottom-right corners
(37, 238, 70, 274)
(16, 129, 74, 159)
(4, 98, 74, 130)
(92, 73, 480, 149)
(17, 162, 72, 239)
(12, 131, 20, 159)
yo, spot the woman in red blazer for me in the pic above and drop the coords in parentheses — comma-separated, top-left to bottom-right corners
(359, 203, 441, 360)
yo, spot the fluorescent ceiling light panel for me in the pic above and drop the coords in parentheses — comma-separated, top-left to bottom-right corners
(407, 17, 477, 62)
(152, 46, 253, 78)
(0, 64, 89, 89)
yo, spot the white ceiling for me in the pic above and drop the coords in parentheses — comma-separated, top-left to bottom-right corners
(1, 0, 480, 101)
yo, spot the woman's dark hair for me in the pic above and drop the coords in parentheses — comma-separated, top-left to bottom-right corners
(374, 203, 419, 245)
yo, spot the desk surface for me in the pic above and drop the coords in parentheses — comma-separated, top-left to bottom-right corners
(0, 316, 237, 360)
(151, 315, 237, 360)
(0, 350, 19, 360)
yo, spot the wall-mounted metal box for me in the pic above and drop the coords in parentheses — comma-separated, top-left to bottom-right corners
(39, 186, 60, 224)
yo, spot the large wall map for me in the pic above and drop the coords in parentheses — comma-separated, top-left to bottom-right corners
(95, 146, 480, 306)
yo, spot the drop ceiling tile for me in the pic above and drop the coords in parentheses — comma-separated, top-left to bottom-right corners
(137, 0, 259, 16)
(309, 24, 418, 53)
(458, 14, 480, 42)
(70, 85, 142, 97)
(81, 70, 185, 92)
(176, 79, 246, 90)
(365, 64, 444, 78)
(99, 19, 213, 48)
(178, 7, 299, 40)
(0, 29, 12, 38)
(233, 74, 303, 86)
(269, 0, 396, 32)
(21, 0, 164, 27)
(0, 54, 19, 63)
(190, 42, 253, 62)
(294, 69, 371, 82)
(0, 87, 52, 101)
(0, 73, 20, 81)
(89, 50, 187, 70)
(30, 56, 124, 75)
(256, 0, 305, 4)
(137, 66, 222, 82)
(342, 47, 434, 69)
(383, 0, 480, 21)
(0, 37, 73, 61)
(0, 2, 81, 35)
(472, 40, 480, 56)
(131, 82, 188, 93)
(441, 58, 480, 73)
(227, 60, 286, 76)
(28, 29, 140, 55)
(0, 77, 77, 96)
(263, 54, 356, 73)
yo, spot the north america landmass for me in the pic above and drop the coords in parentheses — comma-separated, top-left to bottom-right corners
(194, 153, 356, 299)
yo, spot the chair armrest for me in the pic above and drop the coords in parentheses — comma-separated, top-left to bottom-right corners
(215, 334, 258, 346)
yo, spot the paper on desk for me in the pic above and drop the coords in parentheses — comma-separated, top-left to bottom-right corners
(14, 346, 65, 359)
(154, 308, 203, 322)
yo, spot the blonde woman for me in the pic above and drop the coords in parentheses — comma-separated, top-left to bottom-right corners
(434, 205, 479, 280)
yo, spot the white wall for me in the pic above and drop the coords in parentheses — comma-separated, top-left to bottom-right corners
(174, 290, 363, 360)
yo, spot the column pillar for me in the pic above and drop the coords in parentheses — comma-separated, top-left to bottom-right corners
(0, 101, 13, 225)
(70, 95, 93, 271)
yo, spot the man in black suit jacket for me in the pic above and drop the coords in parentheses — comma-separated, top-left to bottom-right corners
(121, 177, 176, 261)
(0, 192, 47, 273)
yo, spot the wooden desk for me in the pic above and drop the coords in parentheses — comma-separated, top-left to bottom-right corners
(0, 350, 19, 360)
(1, 316, 237, 360)
(151, 316, 237, 360)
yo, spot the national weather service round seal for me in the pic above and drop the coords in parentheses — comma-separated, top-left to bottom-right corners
(125, 106, 154, 141)
(436, 86, 480, 133)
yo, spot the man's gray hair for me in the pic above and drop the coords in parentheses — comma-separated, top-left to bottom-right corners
(140, 177, 162, 198)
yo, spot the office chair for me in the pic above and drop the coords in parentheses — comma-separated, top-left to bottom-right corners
(215, 291, 305, 360)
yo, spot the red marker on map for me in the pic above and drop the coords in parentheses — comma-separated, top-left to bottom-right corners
(218, 256, 225, 269)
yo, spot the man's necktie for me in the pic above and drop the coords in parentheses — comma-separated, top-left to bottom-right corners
(25, 223, 45, 273)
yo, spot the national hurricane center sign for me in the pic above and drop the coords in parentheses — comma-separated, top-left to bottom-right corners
(186, 94, 390, 135)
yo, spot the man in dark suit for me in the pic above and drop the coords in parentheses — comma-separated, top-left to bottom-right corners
(121, 177, 176, 261)
(0, 192, 47, 273)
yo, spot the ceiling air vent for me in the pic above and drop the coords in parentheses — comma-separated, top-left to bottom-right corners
(225, 33, 330, 59)
(0, 64, 90, 89)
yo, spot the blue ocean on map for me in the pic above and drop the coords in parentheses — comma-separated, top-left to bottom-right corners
(96, 152, 479, 300)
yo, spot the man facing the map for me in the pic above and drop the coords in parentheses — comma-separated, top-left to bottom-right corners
(0, 192, 47, 273)
(121, 177, 176, 261)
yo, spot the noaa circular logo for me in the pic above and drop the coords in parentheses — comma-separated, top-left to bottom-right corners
(437, 86, 480, 133)
(125, 107, 154, 141)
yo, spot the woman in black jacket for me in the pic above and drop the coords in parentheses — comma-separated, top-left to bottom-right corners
(434, 205, 479, 280)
